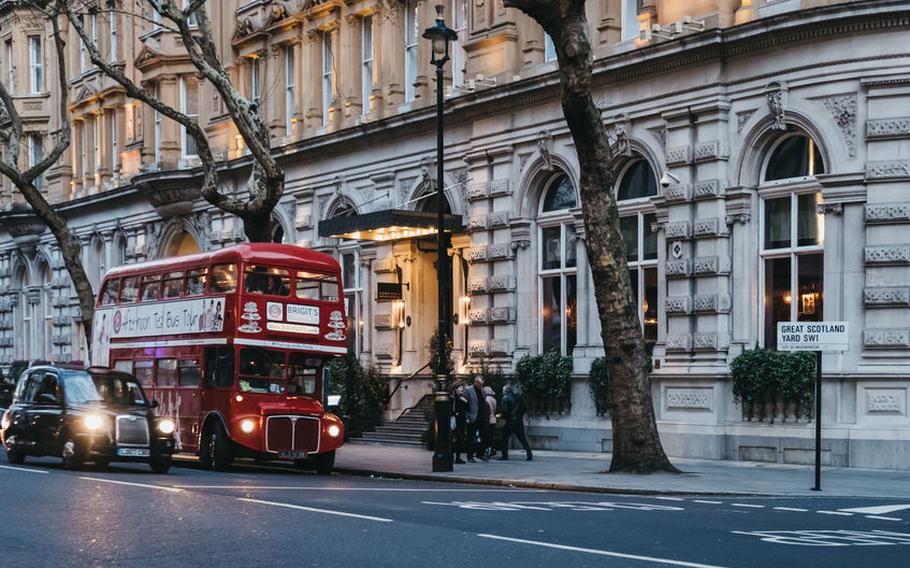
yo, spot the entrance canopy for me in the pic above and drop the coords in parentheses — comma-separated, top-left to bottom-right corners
(318, 209, 463, 242)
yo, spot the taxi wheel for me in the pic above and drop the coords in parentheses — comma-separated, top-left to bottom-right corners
(5, 447, 25, 464)
(313, 450, 335, 476)
(62, 438, 85, 470)
(202, 422, 233, 471)
(150, 456, 172, 474)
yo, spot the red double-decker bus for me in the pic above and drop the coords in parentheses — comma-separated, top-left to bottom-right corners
(90, 243, 346, 473)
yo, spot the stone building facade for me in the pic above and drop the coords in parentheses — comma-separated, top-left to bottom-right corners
(2, 0, 910, 469)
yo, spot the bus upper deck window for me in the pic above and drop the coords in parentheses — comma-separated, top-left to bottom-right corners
(140, 275, 162, 302)
(163, 271, 185, 299)
(186, 268, 208, 296)
(245, 265, 290, 296)
(101, 279, 121, 306)
(121, 277, 140, 303)
(211, 264, 237, 293)
(296, 271, 339, 302)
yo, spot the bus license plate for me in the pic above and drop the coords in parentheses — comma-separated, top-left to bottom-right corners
(117, 447, 151, 457)
(278, 451, 307, 460)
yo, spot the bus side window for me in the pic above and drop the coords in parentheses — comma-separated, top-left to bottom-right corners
(101, 279, 121, 306)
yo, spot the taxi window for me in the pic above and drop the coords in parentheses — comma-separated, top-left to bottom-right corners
(245, 266, 290, 296)
(211, 264, 237, 293)
(101, 279, 121, 306)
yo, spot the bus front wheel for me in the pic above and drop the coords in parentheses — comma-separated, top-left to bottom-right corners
(313, 450, 335, 476)
(200, 422, 233, 471)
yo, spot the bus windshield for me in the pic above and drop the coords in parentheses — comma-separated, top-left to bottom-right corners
(236, 348, 320, 396)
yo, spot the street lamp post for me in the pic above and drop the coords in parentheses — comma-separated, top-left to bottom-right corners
(424, 5, 457, 473)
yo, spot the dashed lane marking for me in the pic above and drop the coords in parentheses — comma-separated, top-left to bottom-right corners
(237, 497, 393, 523)
(866, 516, 904, 522)
(78, 476, 182, 493)
(654, 496, 685, 501)
(774, 507, 808, 512)
(0, 464, 49, 474)
(818, 511, 853, 516)
(693, 500, 723, 505)
(731, 503, 765, 509)
(478, 533, 729, 568)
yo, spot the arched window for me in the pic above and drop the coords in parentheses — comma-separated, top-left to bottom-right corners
(13, 266, 29, 361)
(760, 133, 825, 348)
(617, 159, 658, 201)
(616, 160, 659, 344)
(330, 201, 357, 219)
(163, 230, 200, 258)
(537, 173, 579, 356)
(763, 134, 825, 182)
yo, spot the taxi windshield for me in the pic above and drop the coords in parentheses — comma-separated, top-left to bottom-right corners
(62, 371, 147, 406)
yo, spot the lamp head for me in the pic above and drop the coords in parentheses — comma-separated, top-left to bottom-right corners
(423, 4, 458, 66)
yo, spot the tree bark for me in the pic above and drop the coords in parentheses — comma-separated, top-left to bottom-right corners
(504, 0, 676, 472)
(0, 4, 96, 350)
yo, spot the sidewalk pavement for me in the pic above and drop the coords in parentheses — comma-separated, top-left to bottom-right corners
(335, 442, 910, 498)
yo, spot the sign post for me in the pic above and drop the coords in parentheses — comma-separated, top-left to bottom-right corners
(777, 321, 848, 491)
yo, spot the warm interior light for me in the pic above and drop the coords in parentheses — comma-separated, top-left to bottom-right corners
(783, 293, 792, 305)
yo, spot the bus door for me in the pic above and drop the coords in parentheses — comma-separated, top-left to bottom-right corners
(202, 346, 235, 433)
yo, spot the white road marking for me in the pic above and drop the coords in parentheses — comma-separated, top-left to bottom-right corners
(865, 516, 904, 522)
(733, 529, 910, 547)
(774, 507, 808, 512)
(478, 533, 728, 568)
(818, 511, 853, 516)
(173, 485, 534, 492)
(731, 503, 764, 509)
(654, 496, 685, 501)
(839, 504, 910, 516)
(693, 500, 723, 505)
(78, 476, 182, 493)
(0, 464, 49, 474)
(237, 497, 393, 523)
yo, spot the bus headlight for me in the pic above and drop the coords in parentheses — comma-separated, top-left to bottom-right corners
(327, 424, 341, 438)
(240, 419, 256, 434)
(157, 419, 176, 435)
(83, 414, 104, 431)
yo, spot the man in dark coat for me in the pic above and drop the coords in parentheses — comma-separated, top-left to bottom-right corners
(451, 382, 468, 464)
(463, 375, 489, 462)
(498, 384, 532, 461)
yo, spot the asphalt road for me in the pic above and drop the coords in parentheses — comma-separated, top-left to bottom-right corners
(2, 454, 909, 568)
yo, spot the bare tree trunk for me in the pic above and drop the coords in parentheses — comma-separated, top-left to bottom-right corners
(0, 4, 95, 350)
(505, 0, 676, 472)
(64, 0, 284, 243)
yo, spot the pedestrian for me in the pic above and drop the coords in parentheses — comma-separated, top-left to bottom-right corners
(498, 384, 533, 461)
(452, 381, 468, 464)
(483, 385, 498, 459)
(463, 375, 489, 462)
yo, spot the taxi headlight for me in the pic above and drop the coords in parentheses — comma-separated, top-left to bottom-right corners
(83, 414, 104, 431)
(157, 419, 176, 435)
(327, 424, 341, 438)
(240, 419, 255, 434)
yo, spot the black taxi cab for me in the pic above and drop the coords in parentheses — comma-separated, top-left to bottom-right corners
(0, 365, 174, 473)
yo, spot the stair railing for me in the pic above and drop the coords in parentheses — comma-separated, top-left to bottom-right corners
(388, 361, 431, 401)
(395, 393, 435, 422)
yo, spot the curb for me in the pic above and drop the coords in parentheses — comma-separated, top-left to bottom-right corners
(333, 467, 773, 497)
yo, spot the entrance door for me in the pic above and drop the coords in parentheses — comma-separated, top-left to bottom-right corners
(413, 234, 453, 367)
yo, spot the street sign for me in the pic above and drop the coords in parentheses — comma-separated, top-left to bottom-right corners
(777, 322, 848, 352)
